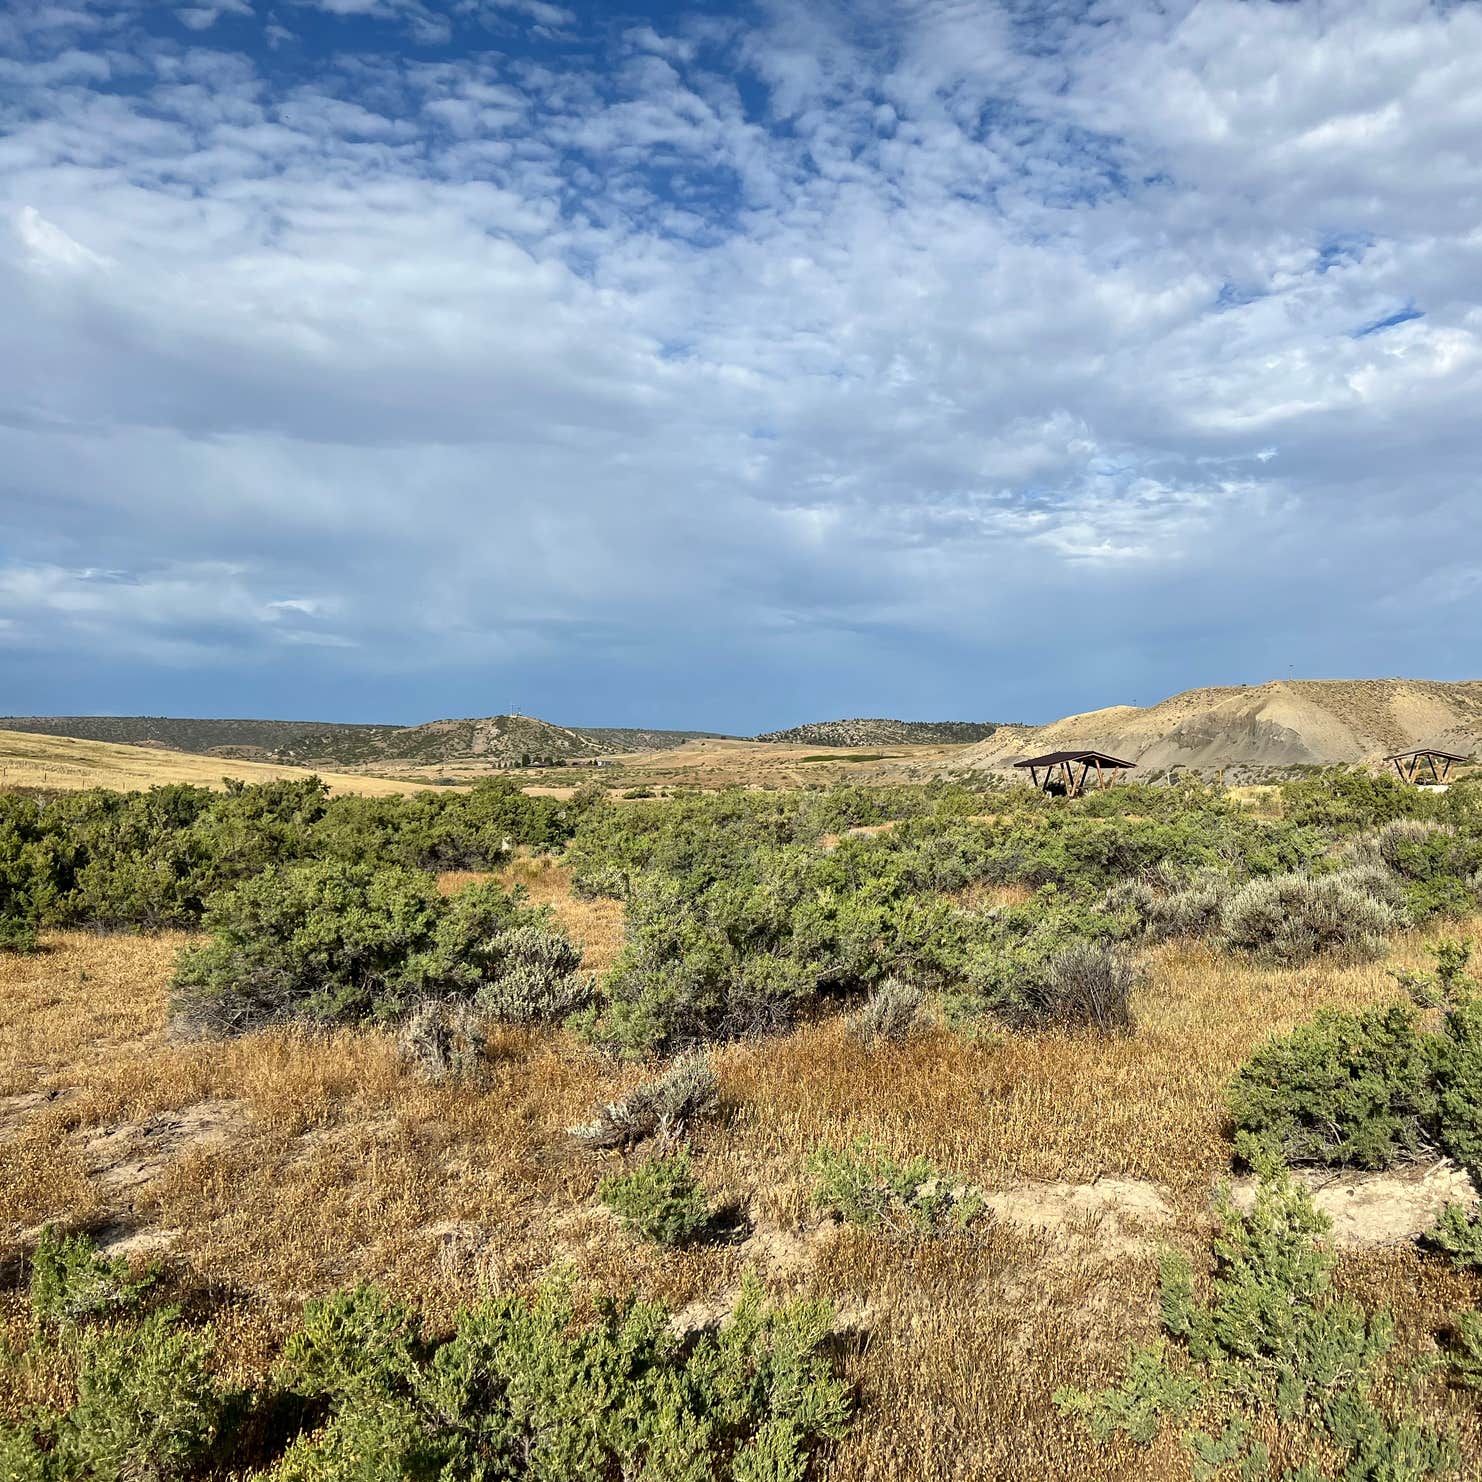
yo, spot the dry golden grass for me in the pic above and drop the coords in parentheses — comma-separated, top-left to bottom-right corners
(948, 880, 1034, 910)
(391, 737, 976, 790)
(438, 855, 626, 976)
(0, 727, 448, 796)
(3, 910, 1481, 1476)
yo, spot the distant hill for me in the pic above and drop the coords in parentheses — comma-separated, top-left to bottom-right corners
(0, 714, 732, 770)
(362, 715, 730, 768)
(753, 719, 1010, 747)
(958, 679, 1482, 774)
(0, 716, 403, 763)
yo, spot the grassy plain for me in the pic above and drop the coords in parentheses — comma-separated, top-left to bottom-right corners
(387, 736, 976, 790)
(0, 728, 452, 796)
(3, 852, 1479, 1478)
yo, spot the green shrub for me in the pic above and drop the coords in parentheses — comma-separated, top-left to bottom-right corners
(1232, 942, 1482, 1177)
(38, 1311, 222, 1481)
(1228, 1004, 1436, 1169)
(1449, 1312, 1482, 1393)
(170, 861, 562, 1036)
(1054, 1341, 1200, 1443)
(29, 1226, 158, 1327)
(809, 1139, 985, 1234)
(1425, 1203, 1482, 1272)
(275, 1276, 850, 1481)
(1431, 993, 1482, 1174)
(1221, 869, 1400, 964)
(1057, 1164, 1458, 1477)
(1368, 821, 1482, 921)
(599, 1152, 711, 1246)
(0, 775, 577, 937)
(1283, 770, 1440, 831)
(0, 911, 40, 953)
(951, 894, 1137, 1027)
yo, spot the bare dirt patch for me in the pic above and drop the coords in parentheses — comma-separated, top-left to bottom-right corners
(983, 1176, 1173, 1254)
(0, 1090, 67, 1139)
(1227, 1159, 1478, 1246)
(81, 1099, 249, 1207)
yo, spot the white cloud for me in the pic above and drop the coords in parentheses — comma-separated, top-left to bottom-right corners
(0, 0, 1479, 723)
(176, 0, 253, 33)
(14, 205, 111, 271)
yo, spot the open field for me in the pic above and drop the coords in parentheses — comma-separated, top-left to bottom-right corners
(393, 736, 978, 790)
(0, 728, 451, 796)
(4, 867, 1480, 1477)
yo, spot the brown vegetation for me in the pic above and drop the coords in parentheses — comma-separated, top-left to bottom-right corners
(4, 892, 1481, 1477)
(0, 728, 447, 796)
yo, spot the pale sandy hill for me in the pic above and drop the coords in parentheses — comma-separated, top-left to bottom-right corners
(961, 680, 1482, 773)
(0, 729, 451, 796)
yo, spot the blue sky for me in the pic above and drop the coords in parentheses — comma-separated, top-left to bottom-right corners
(2, 0, 1480, 732)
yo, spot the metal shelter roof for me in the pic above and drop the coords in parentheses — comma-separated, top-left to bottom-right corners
(1012, 750, 1136, 769)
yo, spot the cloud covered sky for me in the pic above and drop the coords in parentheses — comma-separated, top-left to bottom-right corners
(2, 0, 1480, 731)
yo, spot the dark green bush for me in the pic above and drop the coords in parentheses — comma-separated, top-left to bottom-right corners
(274, 1277, 850, 1481)
(170, 861, 569, 1035)
(0, 774, 578, 936)
(1426, 1203, 1482, 1272)
(950, 894, 1136, 1026)
(599, 1152, 711, 1246)
(1431, 993, 1482, 1174)
(1228, 1003, 1437, 1169)
(4, 1310, 224, 1481)
(1230, 940, 1482, 1176)
(1283, 769, 1442, 831)
(0, 911, 40, 953)
(29, 1226, 158, 1327)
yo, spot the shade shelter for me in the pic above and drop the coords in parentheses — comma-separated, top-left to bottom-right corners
(1014, 749, 1136, 798)
(1385, 748, 1470, 785)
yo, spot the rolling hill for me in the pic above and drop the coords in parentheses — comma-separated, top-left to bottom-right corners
(0, 713, 731, 771)
(959, 679, 1482, 774)
(0, 729, 443, 796)
(359, 715, 731, 768)
(754, 718, 1012, 747)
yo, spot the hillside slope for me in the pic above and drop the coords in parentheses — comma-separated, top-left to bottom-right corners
(0, 714, 730, 770)
(755, 718, 1010, 747)
(366, 715, 730, 767)
(0, 715, 404, 763)
(960, 679, 1482, 772)
(0, 729, 442, 796)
